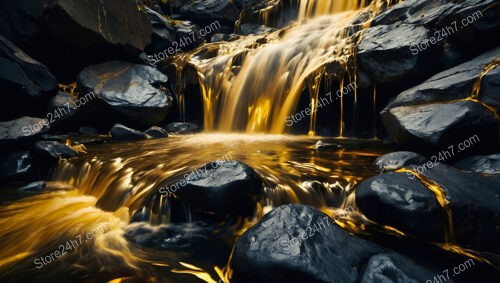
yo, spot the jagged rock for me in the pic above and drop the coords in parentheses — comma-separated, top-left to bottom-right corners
(77, 61, 173, 128)
(0, 151, 33, 180)
(17, 181, 46, 193)
(163, 122, 200, 134)
(372, 0, 453, 26)
(231, 204, 439, 283)
(144, 126, 168, 138)
(384, 47, 500, 110)
(0, 35, 57, 120)
(179, 0, 239, 26)
(34, 141, 79, 160)
(145, 7, 177, 54)
(439, 0, 500, 51)
(0, 116, 50, 144)
(357, 23, 441, 84)
(381, 100, 498, 150)
(356, 163, 500, 253)
(109, 124, 149, 141)
(160, 160, 263, 214)
(455, 154, 500, 174)
(356, 171, 444, 241)
(0, 0, 152, 79)
(374, 151, 428, 171)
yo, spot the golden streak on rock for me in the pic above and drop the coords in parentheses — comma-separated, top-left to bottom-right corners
(470, 58, 500, 100)
(395, 168, 455, 243)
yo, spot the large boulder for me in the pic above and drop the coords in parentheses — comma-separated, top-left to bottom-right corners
(0, 0, 152, 79)
(384, 47, 500, 110)
(0, 35, 57, 120)
(163, 160, 263, 214)
(0, 116, 50, 147)
(372, 0, 453, 26)
(77, 61, 173, 128)
(380, 100, 498, 150)
(356, 163, 500, 253)
(357, 23, 441, 84)
(231, 204, 440, 283)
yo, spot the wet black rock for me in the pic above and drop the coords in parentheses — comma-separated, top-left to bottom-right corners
(144, 126, 168, 138)
(374, 151, 428, 171)
(163, 122, 200, 134)
(231, 204, 439, 283)
(313, 140, 341, 151)
(357, 23, 440, 84)
(34, 141, 79, 161)
(0, 35, 57, 120)
(0, 117, 50, 145)
(381, 100, 498, 150)
(439, 0, 500, 52)
(455, 154, 500, 174)
(0, 151, 33, 181)
(165, 160, 263, 214)
(0, 0, 152, 79)
(384, 47, 500, 110)
(17, 181, 46, 193)
(77, 61, 173, 128)
(357, 171, 444, 241)
(145, 7, 177, 54)
(356, 164, 500, 253)
(110, 124, 149, 141)
(179, 0, 239, 26)
(372, 0, 453, 27)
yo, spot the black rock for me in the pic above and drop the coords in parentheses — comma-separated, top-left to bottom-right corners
(356, 164, 500, 253)
(0, 0, 152, 80)
(455, 154, 500, 174)
(144, 126, 168, 138)
(0, 116, 50, 145)
(110, 124, 149, 141)
(144, 7, 177, 54)
(356, 171, 444, 241)
(179, 0, 239, 26)
(162, 160, 263, 214)
(372, 0, 453, 27)
(374, 151, 428, 171)
(77, 61, 173, 128)
(0, 35, 57, 120)
(17, 181, 46, 193)
(0, 151, 33, 180)
(381, 100, 498, 150)
(384, 47, 500, 110)
(357, 23, 440, 84)
(34, 141, 79, 160)
(163, 122, 200, 134)
(231, 204, 439, 283)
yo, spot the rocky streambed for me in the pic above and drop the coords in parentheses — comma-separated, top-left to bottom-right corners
(1, 0, 499, 282)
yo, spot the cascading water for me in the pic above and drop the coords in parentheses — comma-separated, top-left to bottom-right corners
(2, 1, 493, 282)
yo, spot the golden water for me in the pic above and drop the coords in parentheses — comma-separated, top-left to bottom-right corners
(0, 135, 389, 282)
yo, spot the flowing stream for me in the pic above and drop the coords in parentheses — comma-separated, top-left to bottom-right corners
(4, 0, 486, 282)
